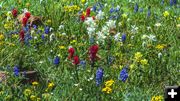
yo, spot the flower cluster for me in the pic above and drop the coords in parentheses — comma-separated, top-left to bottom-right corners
(102, 79, 114, 94)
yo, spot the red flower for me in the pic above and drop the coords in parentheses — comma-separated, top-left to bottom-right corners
(89, 45, 99, 61)
(92, 16, 95, 20)
(86, 7, 91, 17)
(12, 8, 18, 17)
(25, 12, 31, 19)
(73, 56, 80, 65)
(22, 17, 28, 26)
(68, 47, 75, 59)
(80, 15, 85, 22)
(19, 30, 25, 42)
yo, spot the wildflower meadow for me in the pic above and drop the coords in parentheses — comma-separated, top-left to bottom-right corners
(0, 0, 179, 101)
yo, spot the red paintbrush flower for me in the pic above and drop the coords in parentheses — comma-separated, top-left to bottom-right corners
(22, 17, 28, 26)
(73, 56, 80, 65)
(89, 45, 99, 62)
(80, 15, 85, 22)
(68, 47, 75, 59)
(19, 30, 25, 42)
(92, 16, 95, 20)
(25, 12, 31, 19)
(12, 8, 18, 18)
(86, 7, 91, 17)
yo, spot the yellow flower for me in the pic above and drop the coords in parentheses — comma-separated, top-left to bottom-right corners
(177, 24, 180, 28)
(105, 79, 114, 87)
(30, 95, 36, 101)
(48, 82, 55, 89)
(130, 64, 135, 70)
(42, 93, 51, 99)
(12, 34, 18, 38)
(163, 11, 169, 17)
(70, 40, 77, 44)
(134, 52, 143, 62)
(23, 89, 31, 96)
(81, 0, 86, 4)
(37, 97, 41, 101)
(122, 13, 127, 19)
(0, 34, 4, 40)
(140, 59, 148, 65)
(59, 45, 66, 49)
(26, 3, 30, 7)
(178, 17, 180, 21)
(102, 86, 112, 94)
(47, 19, 52, 25)
(32, 81, 39, 86)
(6, 42, 15, 46)
(155, 44, 166, 50)
(151, 95, 163, 101)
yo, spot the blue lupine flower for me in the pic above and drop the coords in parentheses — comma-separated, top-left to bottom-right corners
(96, 68, 103, 86)
(147, 6, 151, 17)
(92, 5, 97, 12)
(173, 0, 177, 5)
(44, 26, 50, 34)
(118, 67, 128, 82)
(134, 3, 139, 13)
(110, 8, 114, 13)
(170, 0, 174, 6)
(80, 60, 86, 69)
(41, 34, 45, 40)
(122, 34, 126, 42)
(139, 8, 143, 12)
(54, 56, 60, 65)
(13, 66, 19, 76)
(33, 25, 38, 29)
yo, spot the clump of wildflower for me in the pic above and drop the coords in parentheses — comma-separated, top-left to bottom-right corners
(118, 67, 128, 82)
(30, 95, 36, 101)
(81, 0, 86, 4)
(0, 34, 4, 40)
(140, 59, 148, 65)
(105, 79, 114, 87)
(23, 89, 31, 96)
(102, 86, 112, 94)
(89, 45, 99, 62)
(54, 56, 60, 65)
(163, 11, 169, 17)
(11, 8, 18, 18)
(32, 81, 39, 86)
(48, 82, 55, 89)
(59, 45, 65, 49)
(96, 68, 103, 86)
(73, 56, 80, 65)
(151, 95, 163, 101)
(155, 44, 167, 50)
(68, 46, 75, 60)
(122, 13, 127, 19)
(64, 5, 80, 12)
(13, 65, 19, 76)
(134, 52, 143, 62)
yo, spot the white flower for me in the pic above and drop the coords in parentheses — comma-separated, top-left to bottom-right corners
(106, 20, 116, 29)
(40, 0, 43, 4)
(158, 52, 162, 58)
(62, 32, 66, 35)
(74, 83, 79, 87)
(155, 23, 161, 27)
(84, 17, 94, 25)
(101, 26, 109, 35)
(58, 25, 64, 30)
(22, 8, 29, 14)
(141, 35, 148, 39)
(142, 41, 146, 47)
(34, 36, 38, 39)
(96, 10, 104, 20)
(50, 33, 55, 41)
(147, 26, 151, 30)
(49, 27, 53, 32)
(147, 34, 157, 41)
(114, 32, 121, 41)
(79, 88, 83, 91)
(87, 27, 96, 36)
(131, 25, 138, 34)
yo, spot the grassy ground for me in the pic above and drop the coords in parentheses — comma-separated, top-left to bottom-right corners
(0, 0, 179, 101)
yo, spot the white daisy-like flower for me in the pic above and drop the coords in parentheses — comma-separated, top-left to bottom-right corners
(96, 10, 104, 20)
(114, 32, 121, 41)
(106, 20, 116, 29)
(131, 25, 139, 34)
(84, 17, 94, 25)
(147, 34, 157, 41)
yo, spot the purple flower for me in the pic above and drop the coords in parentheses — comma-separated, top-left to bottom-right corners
(147, 6, 151, 17)
(173, 0, 177, 5)
(96, 68, 103, 86)
(110, 8, 114, 13)
(80, 60, 86, 68)
(33, 25, 38, 29)
(44, 26, 50, 34)
(122, 34, 126, 42)
(134, 3, 139, 13)
(13, 66, 19, 76)
(119, 67, 128, 82)
(41, 34, 45, 40)
(54, 56, 60, 65)
(170, 0, 173, 6)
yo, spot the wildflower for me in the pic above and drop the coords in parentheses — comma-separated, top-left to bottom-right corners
(96, 10, 104, 20)
(96, 68, 103, 86)
(158, 52, 162, 59)
(11, 8, 18, 17)
(30, 95, 36, 101)
(163, 11, 169, 17)
(106, 20, 116, 29)
(86, 7, 91, 17)
(155, 44, 166, 50)
(32, 81, 39, 86)
(68, 46, 75, 59)
(25, 12, 31, 19)
(80, 15, 86, 22)
(134, 52, 143, 62)
(140, 59, 148, 65)
(19, 30, 25, 42)
(89, 45, 99, 62)
(44, 26, 50, 34)
(81, 0, 86, 4)
(59, 45, 65, 49)
(147, 6, 151, 17)
(130, 64, 135, 70)
(48, 82, 55, 89)
(155, 23, 161, 27)
(23, 89, 31, 96)
(176, 24, 180, 28)
(151, 95, 163, 101)
(170, 0, 173, 6)
(105, 79, 114, 87)
(42, 93, 51, 99)
(54, 56, 60, 65)
(173, 0, 177, 5)
(110, 7, 114, 13)
(118, 67, 128, 82)
(121, 34, 126, 42)
(102, 86, 112, 94)
(80, 60, 86, 68)
(134, 3, 139, 13)
(13, 65, 19, 76)
(26, 2, 30, 7)
(73, 56, 80, 65)
(22, 17, 28, 26)
(0, 34, 4, 40)
(122, 13, 127, 19)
